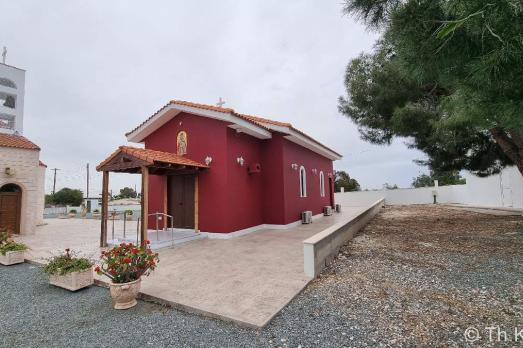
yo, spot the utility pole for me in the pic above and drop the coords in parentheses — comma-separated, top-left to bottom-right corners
(51, 168, 60, 194)
(86, 163, 90, 198)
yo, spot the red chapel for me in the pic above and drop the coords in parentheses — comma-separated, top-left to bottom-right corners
(98, 100, 342, 239)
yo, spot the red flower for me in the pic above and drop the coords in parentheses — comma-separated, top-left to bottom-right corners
(131, 248, 139, 254)
(145, 240, 151, 244)
(123, 257, 132, 264)
(94, 266, 101, 272)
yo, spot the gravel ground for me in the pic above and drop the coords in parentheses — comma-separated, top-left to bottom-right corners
(1, 205, 522, 347)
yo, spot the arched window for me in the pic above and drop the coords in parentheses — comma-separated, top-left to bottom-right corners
(0, 78, 17, 89)
(299, 166, 307, 197)
(319, 171, 325, 197)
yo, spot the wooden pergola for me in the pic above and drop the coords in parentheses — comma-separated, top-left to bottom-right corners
(96, 146, 208, 247)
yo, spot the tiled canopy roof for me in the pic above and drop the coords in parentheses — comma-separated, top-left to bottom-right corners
(0, 133, 40, 150)
(96, 146, 208, 171)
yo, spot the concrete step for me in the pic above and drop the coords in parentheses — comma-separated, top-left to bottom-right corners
(108, 231, 207, 250)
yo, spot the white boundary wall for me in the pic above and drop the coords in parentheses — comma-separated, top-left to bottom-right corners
(335, 166, 523, 209)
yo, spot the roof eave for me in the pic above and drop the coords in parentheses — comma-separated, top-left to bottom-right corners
(284, 130, 342, 161)
(126, 103, 272, 143)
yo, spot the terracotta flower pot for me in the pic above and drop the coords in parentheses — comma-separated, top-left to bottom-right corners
(109, 278, 141, 309)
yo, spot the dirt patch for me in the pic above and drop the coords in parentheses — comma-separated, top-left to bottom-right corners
(312, 205, 523, 346)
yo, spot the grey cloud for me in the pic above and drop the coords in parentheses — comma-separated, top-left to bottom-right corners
(1, 0, 427, 195)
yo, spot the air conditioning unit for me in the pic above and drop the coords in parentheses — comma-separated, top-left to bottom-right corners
(335, 204, 341, 213)
(301, 211, 312, 224)
(323, 206, 333, 216)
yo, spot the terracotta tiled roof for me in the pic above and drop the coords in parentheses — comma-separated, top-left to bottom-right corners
(170, 100, 234, 114)
(236, 113, 292, 127)
(0, 133, 40, 150)
(125, 100, 341, 158)
(97, 146, 208, 171)
(287, 126, 342, 158)
(125, 100, 286, 136)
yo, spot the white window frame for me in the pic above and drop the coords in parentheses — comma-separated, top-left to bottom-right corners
(299, 166, 307, 197)
(319, 171, 325, 197)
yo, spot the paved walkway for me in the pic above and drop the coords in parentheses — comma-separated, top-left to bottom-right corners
(17, 206, 370, 328)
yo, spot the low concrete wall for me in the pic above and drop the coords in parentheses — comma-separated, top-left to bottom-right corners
(303, 198, 384, 278)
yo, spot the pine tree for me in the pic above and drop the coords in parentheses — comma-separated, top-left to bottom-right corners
(340, 0, 523, 176)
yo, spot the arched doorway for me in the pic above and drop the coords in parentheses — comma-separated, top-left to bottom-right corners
(0, 183, 22, 234)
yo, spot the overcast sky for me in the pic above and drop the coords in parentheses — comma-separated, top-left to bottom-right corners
(1, 0, 428, 196)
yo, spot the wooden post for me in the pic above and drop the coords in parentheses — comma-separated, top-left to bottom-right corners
(194, 175, 199, 232)
(100, 171, 109, 247)
(140, 166, 149, 243)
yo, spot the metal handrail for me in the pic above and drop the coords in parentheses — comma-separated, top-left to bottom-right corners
(148, 212, 175, 246)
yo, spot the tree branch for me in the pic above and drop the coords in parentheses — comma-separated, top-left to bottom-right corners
(490, 127, 523, 176)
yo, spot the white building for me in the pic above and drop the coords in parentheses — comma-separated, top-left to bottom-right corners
(0, 61, 24, 134)
(0, 59, 46, 235)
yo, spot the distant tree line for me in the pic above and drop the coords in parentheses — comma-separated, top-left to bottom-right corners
(334, 170, 361, 192)
(45, 186, 138, 206)
(45, 188, 83, 206)
(411, 171, 466, 188)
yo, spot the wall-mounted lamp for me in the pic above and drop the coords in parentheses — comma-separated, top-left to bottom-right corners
(204, 156, 213, 166)
(4, 167, 15, 176)
(291, 163, 298, 170)
(237, 156, 245, 167)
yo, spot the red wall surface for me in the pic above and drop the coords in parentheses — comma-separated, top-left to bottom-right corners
(260, 133, 286, 224)
(144, 112, 229, 232)
(225, 128, 264, 231)
(143, 111, 336, 233)
(282, 138, 334, 224)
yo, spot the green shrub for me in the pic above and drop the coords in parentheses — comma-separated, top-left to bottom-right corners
(0, 242, 27, 255)
(43, 249, 93, 275)
(69, 209, 77, 214)
(0, 230, 28, 255)
(125, 209, 133, 216)
(0, 230, 9, 244)
(93, 209, 100, 213)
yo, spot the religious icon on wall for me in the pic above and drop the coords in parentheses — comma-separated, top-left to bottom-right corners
(177, 131, 187, 156)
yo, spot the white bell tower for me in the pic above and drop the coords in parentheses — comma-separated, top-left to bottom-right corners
(0, 48, 26, 135)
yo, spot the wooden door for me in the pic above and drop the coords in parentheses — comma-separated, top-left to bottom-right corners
(167, 175, 195, 229)
(0, 192, 21, 234)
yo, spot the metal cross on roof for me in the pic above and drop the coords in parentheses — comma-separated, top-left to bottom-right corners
(2, 47, 6, 64)
(216, 97, 225, 107)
